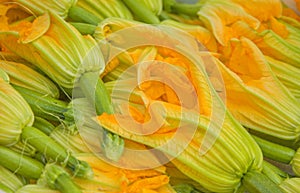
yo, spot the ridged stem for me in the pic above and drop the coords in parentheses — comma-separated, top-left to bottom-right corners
(43, 164, 82, 193)
(14, 86, 69, 122)
(69, 22, 97, 35)
(0, 146, 44, 179)
(68, 6, 101, 25)
(79, 72, 124, 161)
(252, 135, 295, 164)
(21, 126, 93, 179)
(171, 3, 201, 17)
(122, 0, 160, 24)
(242, 171, 284, 193)
(33, 117, 56, 135)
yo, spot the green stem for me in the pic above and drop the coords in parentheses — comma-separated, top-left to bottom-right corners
(0, 146, 44, 179)
(262, 161, 285, 185)
(55, 172, 82, 193)
(79, 72, 113, 115)
(158, 11, 172, 21)
(69, 22, 97, 35)
(43, 164, 82, 193)
(68, 6, 101, 25)
(163, 0, 176, 12)
(21, 126, 93, 179)
(79, 72, 124, 161)
(33, 117, 56, 135)
(171, 3, 201, 17)
(122, 0, 160, 24)
(252, 135, 295, 164)
(242, 171, 284, 193)
(14, 86, 69, 122)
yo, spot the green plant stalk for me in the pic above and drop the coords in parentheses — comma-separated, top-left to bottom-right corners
(68, 6, 101, 25)
(14, 86, 69, 122)
(33, 117, 56, 135)
(242, 171, 284, 193)
(171, 3, 201, 17)
(121, 0, 160, 24)
(79, 73, 113, 114)
(262, 161, 285, 185)
(158, 10, 172, 21)
(21, 126, 93, 179)
(0, 146, 44, 179)
(162, 0, 176, 12)
(14, 75, 123, 161)
(79, 72, 124, 161)
(42, 164, 82, 193)
(69, 22, 97, 35)
(252, 135, 295, 164)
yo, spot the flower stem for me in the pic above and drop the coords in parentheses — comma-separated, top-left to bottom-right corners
(0, 146, 44, 179)
(79, 72, 124, 161)
(42, 164, 82, 193)
(33, 117, 55, 135)
(122, 0, 160, 24)
(68, 6, 101, 25)
(21, 126, 93, 179)
(242, 171, 284, 193)
(14, 86, 69, 122)
(171, 3, 200, 17)
(69, 22, 96, 35)
(252, 135, 295, 164)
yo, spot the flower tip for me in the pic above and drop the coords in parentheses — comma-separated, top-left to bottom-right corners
(0, 68, 9, 83)
(20, 12, 50, 44)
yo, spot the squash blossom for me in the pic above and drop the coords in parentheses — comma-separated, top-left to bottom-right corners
(279, 178, 300, 193)
(76, 0, 133, 21)
(75, 153, 174, 193)
(11, 0, 77, 19)
(196, 0, 260, 45)
(0, 11, 124, 162)
(291, 148, 300, 176)
(160, 19, 218, 52)
(231, 0, 283, 22)
(278, 18, 300, 47)
(95, 39, 276, 192)
(254, 29, 300, 68)
(0, 165, 24, 192)
(0, 60, 60, 98)
(218, 37, 300, 148)
(282, 7, 300, 22)
(265, 56, 300, 101)
(215, 18, 300, 101)
(0, 11, 102, 89)
(93, 17, 142, 41)
(138, 0, 163, 16)
(0, 75, 34, 146)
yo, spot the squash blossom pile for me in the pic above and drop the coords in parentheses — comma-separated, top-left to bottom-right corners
(0, 0, 300, 193)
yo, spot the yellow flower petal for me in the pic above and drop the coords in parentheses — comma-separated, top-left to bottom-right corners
(160, 19, 218, 52)
(231, 0, 282, 21)
(0, 12, 101, 88)
(219, 37, 300, 143)
(127, 175, 169, 193)
(282, 7, 300, 22)
(197, 0, 260, 45)
(19, 12, 50, 43)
